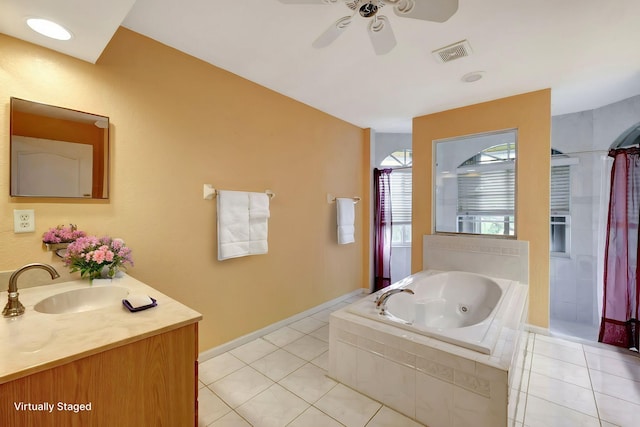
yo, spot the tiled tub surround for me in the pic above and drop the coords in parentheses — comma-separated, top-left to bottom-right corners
(327, 235, 531, 426)
(346, 270, 517, 354)
(329, 278, 528, 427)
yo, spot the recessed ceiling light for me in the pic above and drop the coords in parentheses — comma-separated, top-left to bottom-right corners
(26, 18, 72, 41)
(461, 71, 485, 83)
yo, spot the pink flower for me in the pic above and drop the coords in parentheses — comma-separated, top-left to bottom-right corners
(42, 225, 86, 244)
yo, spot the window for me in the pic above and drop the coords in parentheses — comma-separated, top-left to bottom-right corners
(381, 149, 412, 168)
(390, 170, 412, 246)
(455, 145, 572, 252)
(381, 150, 412, 247)
(550, 150, 571, 255)
(456, 142, 516, 237)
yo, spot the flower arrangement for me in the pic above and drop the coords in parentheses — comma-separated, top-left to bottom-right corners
(42, 224, 86, 244)
(63, 235, 134, 280)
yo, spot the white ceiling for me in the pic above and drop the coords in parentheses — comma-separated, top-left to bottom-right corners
(2, 0, 640, 133)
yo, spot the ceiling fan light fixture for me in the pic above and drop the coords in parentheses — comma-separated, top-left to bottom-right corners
(26, 18, 72, 41)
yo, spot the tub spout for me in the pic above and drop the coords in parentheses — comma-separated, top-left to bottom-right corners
(3, 263, 60, 317)
(375, 288, 414, 315)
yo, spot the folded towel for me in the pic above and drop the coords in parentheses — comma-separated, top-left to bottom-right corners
(249, 192, 269, 255)
(337, 198, 355, 244)
(217, 190, 250, 260)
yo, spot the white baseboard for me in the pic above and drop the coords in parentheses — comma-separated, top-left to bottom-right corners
(198, 288, 367, 362)
(524, 324, 550, 335)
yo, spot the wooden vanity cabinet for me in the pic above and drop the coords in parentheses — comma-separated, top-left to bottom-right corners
(0, 323, 198, 427)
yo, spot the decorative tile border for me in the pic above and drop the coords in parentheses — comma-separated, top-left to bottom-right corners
(332, 319, 507, 400)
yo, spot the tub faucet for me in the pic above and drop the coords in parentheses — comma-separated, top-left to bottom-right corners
(3, 263, 60, 317)
(375, 288, 414, 315)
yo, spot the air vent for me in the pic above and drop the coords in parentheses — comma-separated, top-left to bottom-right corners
(432, 40, 472, 63)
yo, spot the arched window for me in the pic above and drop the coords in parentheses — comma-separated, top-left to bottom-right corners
(380, 149, 412, 167)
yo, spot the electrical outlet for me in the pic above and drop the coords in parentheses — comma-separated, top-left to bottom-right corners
(14, 209, 35, 233)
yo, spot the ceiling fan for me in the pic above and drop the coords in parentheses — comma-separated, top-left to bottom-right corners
(278, 0, 459, 55)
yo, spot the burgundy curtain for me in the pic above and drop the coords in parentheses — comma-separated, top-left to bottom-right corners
(374, 168, 393, 291)
(599, 147, 640, 350)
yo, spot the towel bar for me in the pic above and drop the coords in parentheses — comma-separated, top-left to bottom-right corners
(203, 184, 275, 200)
(327, 194, 361, 204)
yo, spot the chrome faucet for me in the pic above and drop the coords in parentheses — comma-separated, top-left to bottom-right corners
(3, 263, 60, 317)
(375, 288, 414, 315)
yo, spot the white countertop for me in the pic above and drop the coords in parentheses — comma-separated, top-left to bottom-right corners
(0, 274, 202, 384)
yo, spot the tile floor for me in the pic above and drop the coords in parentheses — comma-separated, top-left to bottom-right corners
(197, 294, 640, 427)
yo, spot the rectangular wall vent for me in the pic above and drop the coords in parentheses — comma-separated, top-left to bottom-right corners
(432, 40, 472, 63)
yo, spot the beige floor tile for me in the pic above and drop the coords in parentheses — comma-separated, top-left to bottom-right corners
(595, 391, 640, 427)
(280, 362, 338, 403)
(209, 411, 251, 427)
(315, 384, 381, 427)
(230, 338, 278, 364)
(530, 353, 591, 388)
(310, 324, 330, 342)
(211, 366, 274, 409)
(527, 371, 598, 417)
(289, 317, 327, 334)
(263, 326, 305, 348)
(532, 338, 587, 366)
(523, 395, 600, 427)
(250, 348, 306, 381)
(198, 387, 231, 426)
(199, 353, 245, 385)
(311, 350, 330, 371)
(284, 335, 329, 361)
(585, 350, 640, 382)
(236, 384, 309, 427)
(288, 406, 344, 427)
(365, 406, 423, 427)
(589, 369, 640, 405)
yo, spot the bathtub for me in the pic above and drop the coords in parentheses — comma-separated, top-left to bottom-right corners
(329, 268, 529, 427)
(347, 270, 515, 354)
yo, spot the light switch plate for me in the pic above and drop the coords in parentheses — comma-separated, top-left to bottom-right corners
(14, 209, 35, 233)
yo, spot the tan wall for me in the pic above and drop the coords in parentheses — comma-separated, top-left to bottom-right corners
(412, 90, 551, 327)
(0, 28, 367, 351)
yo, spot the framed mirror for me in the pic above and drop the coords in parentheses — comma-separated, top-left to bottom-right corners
(10, 97, 109, 199)
(434, 129, 517, 236)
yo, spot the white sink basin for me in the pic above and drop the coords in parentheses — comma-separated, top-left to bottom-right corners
(34, 286, 129, 314)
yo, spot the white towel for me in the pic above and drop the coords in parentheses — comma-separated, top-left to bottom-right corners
(249, 192, 270, 255)
(336, 198, 355, 244)
(217, 190, 250, 260)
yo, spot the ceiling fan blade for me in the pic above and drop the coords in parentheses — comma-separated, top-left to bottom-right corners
(368, 15, 397, 55)
(277, 0, 337, 4)
(312, 16, 353, 49)
(391, 0, 459, 23)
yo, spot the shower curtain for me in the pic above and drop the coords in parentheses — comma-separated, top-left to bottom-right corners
(599, 147, 640, 350)
(374, 168, 393, 291)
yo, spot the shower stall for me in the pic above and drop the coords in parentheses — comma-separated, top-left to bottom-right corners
(549, 95, 640, 340)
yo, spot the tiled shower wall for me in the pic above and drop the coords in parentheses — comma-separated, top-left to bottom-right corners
(550, 95, 640, 330)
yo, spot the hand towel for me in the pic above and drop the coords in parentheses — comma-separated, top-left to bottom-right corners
(249, 192, 270, 255)
(337, 198, 355, 244)
(217, 190, 250, 260)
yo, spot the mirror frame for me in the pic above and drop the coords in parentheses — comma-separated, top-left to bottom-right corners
(10, 97, 110, 199)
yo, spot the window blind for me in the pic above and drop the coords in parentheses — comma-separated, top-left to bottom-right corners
(457, 169, 515, 215)
(550, 165, 570, 214)
(390, 171, 412, 223)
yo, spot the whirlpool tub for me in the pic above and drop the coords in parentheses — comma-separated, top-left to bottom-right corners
(347, 270, 516, 354)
